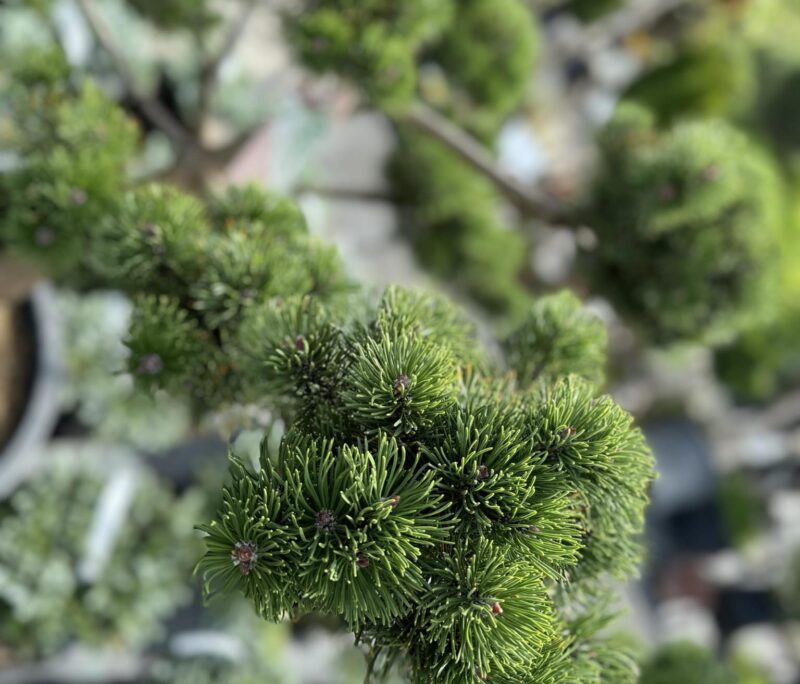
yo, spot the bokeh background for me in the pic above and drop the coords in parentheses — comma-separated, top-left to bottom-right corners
(2, 0, 800, 682)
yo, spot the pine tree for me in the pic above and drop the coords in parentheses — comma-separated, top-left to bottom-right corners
(197, 287, 654, 683)
(1, 13, 656, 684)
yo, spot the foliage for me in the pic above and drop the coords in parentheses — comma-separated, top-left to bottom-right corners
(0, 450, 203, 659)
(624, 41, 756, 127)
(0, 18, 657, 684)
(198, 287, 654, 683)
(586, 104, 782, 344)
(421, 0, 538, 140)
(639, 641, 754, 684)
(0, 47, 138, 281)
(717, 471, 764, 548)
(0, 53, 351, 409)
(564, 0, 623, 23)
(388, 128, 530, 317)
(282, 0, 454, 108)
(503, 291, 607, 387)
(713, 182, 800, 400)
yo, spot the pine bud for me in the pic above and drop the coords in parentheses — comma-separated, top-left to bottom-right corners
(658, 183, 676, 202)
(383, 494, 401, 509)
(315, 509, 336, 532)
(35, 226, 55, 247)
(558, 426, 577, 439)
(476, 465, 489, 480)
(140, 222, 158, 240)
(528, 525, 541, 534)
(393, 373, 411, 395)
(230, 540, 258, 576)
(356, 552, 369, 569)
(136, 353, 164, 375)
(491, 601, 503, 616)
(69, 188, 87, 206)
(295, 335, 307, 351)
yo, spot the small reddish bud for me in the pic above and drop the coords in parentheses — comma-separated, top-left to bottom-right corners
(491, 601, 503, 616)
(35, 226, 55, 247)
(393, 374, 410, 395)
(477, 465, 489, 480)
(315, 509, 336, 532)
(385, 494, 401, 509)
(69, 188, 87, 206)
(295, 335, 307, 351)
(659, 184, 676, 202)
(136, 353, 163, 376)
(356, 552, 369, 569)
(231, 541, 258, 576)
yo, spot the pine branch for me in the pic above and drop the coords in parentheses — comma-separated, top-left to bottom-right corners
(295, 183, 396, 205)
(76, 0, 195, 150)
(197, 0, 258, 131)
(401, 101, 567, 222)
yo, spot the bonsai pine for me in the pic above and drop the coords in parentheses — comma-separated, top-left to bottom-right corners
(1, 9, 656, 684)
(198, 288, 655, 683)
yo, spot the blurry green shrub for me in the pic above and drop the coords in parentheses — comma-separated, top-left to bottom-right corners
(0, 451, 204, 659)
(586, 104, 782, 345)
(388, 128, 530, 317)
(282, 0, 454, 109)
(421, 0, 538, 140)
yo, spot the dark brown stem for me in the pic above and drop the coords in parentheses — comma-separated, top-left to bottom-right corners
(295, 184, 396, 205)
(76, 0, 194, 149)
(402, 102, 568, 222)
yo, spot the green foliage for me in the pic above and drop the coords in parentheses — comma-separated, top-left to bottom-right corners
(503, 291, 607, 387)
(422, 0, 538, 139)
(639, 642, 733, 684)
(0, 451, 203, 659)
(586, 104, 782, 344)
(389, 128, 530, 316)
(717, 471, 764, 548)
(93, 184, 208, 294)
(779, 546, 800, 620)
(127, 0, 220, 32)
(0, 49, 138, 281)
(198, 286, 655, 683)
(2, 33, 654, 684)
(624, 42, 756, 126)
(1, 55, 350, 406)
(714, 182, 800, 400)
(564, 0, 623, 23)
(282, 0, 454, 108)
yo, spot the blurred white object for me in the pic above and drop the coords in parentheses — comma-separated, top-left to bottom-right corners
(655, 598, 719, 650)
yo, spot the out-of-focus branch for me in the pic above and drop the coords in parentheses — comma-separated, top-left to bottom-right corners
(197, 0, 258, 130)
(76, 0, 194, 149)
(402, 102, 568, 221)
(294, 183, 396, 205)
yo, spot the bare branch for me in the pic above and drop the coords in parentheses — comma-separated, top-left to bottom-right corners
(76, 0, 194, 149)
(402, 102, 567, 221)
(294, 183, 396, 205)
(197, 0, 258, 131)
